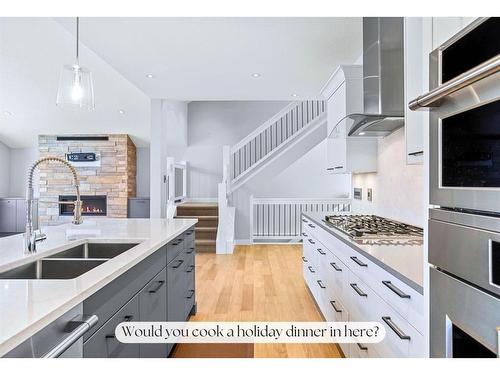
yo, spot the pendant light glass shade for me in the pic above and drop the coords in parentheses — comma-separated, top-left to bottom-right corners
(56, 17, 95, 111)
(56, 64, 94, 110)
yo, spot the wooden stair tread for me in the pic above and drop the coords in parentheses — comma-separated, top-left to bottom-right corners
(195, 227, 217, 232)
(175, 215, 218, 219)
(196, 239, 216, 244)
(178, 202, 218, 207)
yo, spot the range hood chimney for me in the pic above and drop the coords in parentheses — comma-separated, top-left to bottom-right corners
(348, 17, 405, 137)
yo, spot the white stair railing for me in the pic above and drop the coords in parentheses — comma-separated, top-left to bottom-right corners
(230, 100, 326, 185)
(250, 197, 351, 242)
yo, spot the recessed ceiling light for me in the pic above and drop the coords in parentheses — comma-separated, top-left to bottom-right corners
(359, 132, 366, 136)
(291, 93, 298, 97)
(2, 111, 12, 116)
(146, 74, 154, 79)
(118, 109, 125, 115)
(251, 73, 261, 78)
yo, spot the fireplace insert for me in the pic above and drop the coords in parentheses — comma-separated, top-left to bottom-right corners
(59, 195, 107, 216)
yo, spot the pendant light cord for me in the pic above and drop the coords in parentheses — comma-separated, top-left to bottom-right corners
(76, 17, 79, 64)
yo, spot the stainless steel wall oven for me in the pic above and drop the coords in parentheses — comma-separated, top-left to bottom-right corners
(410, 17, 500, 358)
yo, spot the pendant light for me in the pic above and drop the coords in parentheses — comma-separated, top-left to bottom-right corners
(56, 17, 95, 111)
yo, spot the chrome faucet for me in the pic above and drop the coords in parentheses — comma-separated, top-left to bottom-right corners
(25, 156, 83, 253)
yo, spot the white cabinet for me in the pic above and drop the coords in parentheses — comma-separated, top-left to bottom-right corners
(327, 134, 378, 174)
(321, 65, 378, 174)
(301, 215, 426, 358)
(404, 17, 429, 165)
(322, 65, 363, 136)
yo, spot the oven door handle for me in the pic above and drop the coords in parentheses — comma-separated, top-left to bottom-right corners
(409, 54, 500, 110)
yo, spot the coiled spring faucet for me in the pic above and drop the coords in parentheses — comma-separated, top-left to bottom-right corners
(25, 156, 83, 253)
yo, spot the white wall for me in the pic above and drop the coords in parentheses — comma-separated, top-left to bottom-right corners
(150, 99, 188, 218)
(351, 127, 424, 227)
(185, 101, 290, 199)
(0, 141, 11, 197)
(136, 147, 150, 197)
(233, 139, 351, 240)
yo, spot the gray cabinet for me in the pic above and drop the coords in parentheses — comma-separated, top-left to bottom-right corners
(167, 252, 187, 323)
(0, 199, 17, 233)
(184, 229, 196, 319)
(81, 225, 196, 359)
(139, 267, 168, 358)
(0, 198, 31, 235)
(128, 198, 150, 218)
(84, 295, 140, 358)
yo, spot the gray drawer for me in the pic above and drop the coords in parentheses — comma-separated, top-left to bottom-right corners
(84, 295, 139, 358)
(167, 235, 184, 263)
(5, 304, 84, 358)
(139, 267, 168, 358)
(83, 245, 166, 339)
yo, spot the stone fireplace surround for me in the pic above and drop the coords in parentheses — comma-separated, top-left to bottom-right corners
(38, 134, 136, 225)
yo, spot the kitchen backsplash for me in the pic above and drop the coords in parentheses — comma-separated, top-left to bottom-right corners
(351, 127, 424, 227)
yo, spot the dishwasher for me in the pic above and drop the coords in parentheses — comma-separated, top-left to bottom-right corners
(4, 304, 98, 358)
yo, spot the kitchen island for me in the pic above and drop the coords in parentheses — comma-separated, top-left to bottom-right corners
(0, 218, 197, 358)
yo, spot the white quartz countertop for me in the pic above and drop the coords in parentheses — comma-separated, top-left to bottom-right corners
(303, 213, 424, 293)
(0, 218, 197, 357)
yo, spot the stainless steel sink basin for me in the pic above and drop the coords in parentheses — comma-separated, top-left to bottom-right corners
(0, 258, 108, 280)
(48, 242, 139, 259)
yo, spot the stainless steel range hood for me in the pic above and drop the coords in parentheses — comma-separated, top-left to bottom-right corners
(348, 17, 405, 137)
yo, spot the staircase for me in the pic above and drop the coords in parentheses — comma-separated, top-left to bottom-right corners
(227, 100, 326, 193)
(175, 203, 218, 253)
(216, 100, 326, 254)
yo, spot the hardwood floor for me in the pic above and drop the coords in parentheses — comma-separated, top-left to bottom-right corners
(174, 244, 343, 358)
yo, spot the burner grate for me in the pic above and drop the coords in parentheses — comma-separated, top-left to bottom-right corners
(323, 214, 423, 245)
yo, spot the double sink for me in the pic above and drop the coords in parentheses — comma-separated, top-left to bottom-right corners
(0, 242, 139, 280)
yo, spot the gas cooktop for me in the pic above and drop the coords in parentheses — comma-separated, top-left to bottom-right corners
(323, 214, 423, 246)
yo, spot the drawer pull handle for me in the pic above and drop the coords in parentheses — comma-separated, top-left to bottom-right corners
(302, 232, 308, 237)
(186, 265, 195, 273)
(308, 266, 316, 273)
(123, 315, 134, 322)
(148, 280, 165, 294)
(350, 283, 367, 297)
(105, 335, 116, 339)
(308, 239, 316, 245)
(317, 280, 326, 289)
(357, 343, 368, 351)
(330, 300, 342, 313)
(382, 281, 411, 299)
(382, 316, 411, 340)
(308, 223, 316, 228)
(172, 259, 184, 269)
(302, 256, 308, 263)
(350, 256, 368, 267)
(186, 247, 195, 254)
(317, 248, 326, 255)
(330, 262, 342, 272)
(42, 314, 98, 358)
(302, 219, 308, 223)
(186, 289, 195, 299)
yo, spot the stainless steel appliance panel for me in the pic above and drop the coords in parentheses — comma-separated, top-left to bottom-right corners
(429, 216, 500, 297)
(429, 73, 500, 212)
(430, 267, 499, 358)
